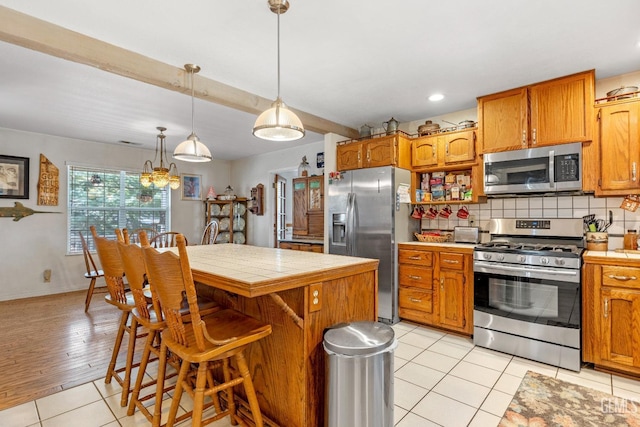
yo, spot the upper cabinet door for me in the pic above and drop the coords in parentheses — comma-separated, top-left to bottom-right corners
(336, 142, 363, 171)
(530, 71, 594, 147)
(412, 135, 439, 167)
(443, 130, 476, 164)
(307, 176, 323, 212)
(598, 101, 640, 192)
(365, 136, 396, 168)
(477, 88, 528, 153)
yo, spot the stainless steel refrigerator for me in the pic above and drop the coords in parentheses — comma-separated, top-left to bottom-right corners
(328, 166, 416, 324)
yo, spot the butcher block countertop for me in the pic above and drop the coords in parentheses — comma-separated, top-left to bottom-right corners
(165, 243, 378, 297)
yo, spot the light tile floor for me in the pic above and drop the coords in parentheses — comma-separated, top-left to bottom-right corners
(3, 321, 640, 427)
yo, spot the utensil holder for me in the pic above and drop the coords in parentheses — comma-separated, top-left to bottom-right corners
(586, 232, 608, 251)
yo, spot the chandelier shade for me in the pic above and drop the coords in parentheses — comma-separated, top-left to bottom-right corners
(253, 0, 305, 141)
(174, 64, 213, 162)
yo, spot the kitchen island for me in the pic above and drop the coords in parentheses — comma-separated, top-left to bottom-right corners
(176, 244, 379, 427)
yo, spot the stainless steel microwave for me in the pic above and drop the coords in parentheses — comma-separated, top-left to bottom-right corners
(484, 142, 582, 195)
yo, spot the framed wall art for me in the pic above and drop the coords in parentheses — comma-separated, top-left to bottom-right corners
(181, 173, 202, 201)
(0, 155, 29, 199)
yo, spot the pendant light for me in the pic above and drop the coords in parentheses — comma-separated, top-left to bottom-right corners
(140, 127, 180, 189)
(253, 0, 305, 141)
(173, 64, 213, 162)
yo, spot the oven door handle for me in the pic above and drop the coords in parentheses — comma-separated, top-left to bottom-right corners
(474, 261, 580, 282)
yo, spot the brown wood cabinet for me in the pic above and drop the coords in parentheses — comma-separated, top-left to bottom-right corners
(595, 98, 640, 195)
(478, 70, 594, 154)
(279, 241, 324, 253)
(583, 255, 640, 377)
(398, 244, 473, 335)
(412, 129, 476, 168)
(204, 198, 247, 244)
(293, 176, 324, 238)
(336, 133, 411, 171)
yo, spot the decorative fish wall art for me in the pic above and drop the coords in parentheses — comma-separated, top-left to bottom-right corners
(0, 201, 60, 221)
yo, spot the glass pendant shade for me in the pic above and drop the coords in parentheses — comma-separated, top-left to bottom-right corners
(174, 64, 212, 162)
(253, 1, 305, 141)
(140, 172, 152, 187)
(173, 132, 212, 162)
(253, 98, 305, 141)
(169, 174, 181, 190)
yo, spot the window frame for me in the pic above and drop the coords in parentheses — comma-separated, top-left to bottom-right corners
(66, 163, 171, 254)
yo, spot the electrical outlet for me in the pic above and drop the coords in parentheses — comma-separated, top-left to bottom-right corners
(309, 283, 322, 312)
(43, 269, 52, 283)
(468, 214, 476, 226)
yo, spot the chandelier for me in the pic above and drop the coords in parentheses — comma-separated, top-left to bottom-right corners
(140, 127, 180, 189)
(252, 0, 305, 141)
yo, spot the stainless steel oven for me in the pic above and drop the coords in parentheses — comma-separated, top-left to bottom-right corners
(473, 218, 583, 371)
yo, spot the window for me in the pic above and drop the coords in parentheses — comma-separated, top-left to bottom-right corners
(67, 165, 170, 254)
(275, 174, 287, 241)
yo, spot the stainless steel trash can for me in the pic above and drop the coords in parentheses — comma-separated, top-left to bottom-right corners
(324, 321, 397, 427)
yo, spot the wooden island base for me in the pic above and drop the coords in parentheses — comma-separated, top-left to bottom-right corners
(182, 244, 379, 427)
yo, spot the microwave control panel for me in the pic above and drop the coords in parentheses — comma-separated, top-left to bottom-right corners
(555, 154, 579, 182)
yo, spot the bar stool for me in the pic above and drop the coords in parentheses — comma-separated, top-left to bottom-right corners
(119, 230, 220, 423)
(142, 234, 272, 427)
(90, 225, 145, 407)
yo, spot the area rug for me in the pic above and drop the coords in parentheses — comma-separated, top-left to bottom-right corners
(499, 371, 640, 427)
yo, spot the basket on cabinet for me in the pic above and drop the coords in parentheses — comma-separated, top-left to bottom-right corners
(414, 232, 451, 243)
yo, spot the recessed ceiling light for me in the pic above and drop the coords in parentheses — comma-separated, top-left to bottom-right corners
(429, 93, 444, 102)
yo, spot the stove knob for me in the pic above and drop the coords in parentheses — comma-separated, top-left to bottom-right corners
(540, 257, 549, 265)
(518, 255, 526, 262)
(555, 258, 565, 266)
(496, 254, 505, 261)
(483, 253, 492, 260)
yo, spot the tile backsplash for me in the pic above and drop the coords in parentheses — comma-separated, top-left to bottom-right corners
(420, 195, 640, 248)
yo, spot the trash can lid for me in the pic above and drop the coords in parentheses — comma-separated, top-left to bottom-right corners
(323, 321, 395, 356)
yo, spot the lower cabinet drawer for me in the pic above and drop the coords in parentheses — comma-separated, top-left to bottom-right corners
(399, 249, 433, 266)
(399, 287, 433, 314)
(399, 265, 432, 289)
(440, 252, 465, 270)
(602, 266, 640, 289)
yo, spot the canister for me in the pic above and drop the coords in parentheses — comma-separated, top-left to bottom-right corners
(586, 232, 608, 251)
(624, 229, 638, 250)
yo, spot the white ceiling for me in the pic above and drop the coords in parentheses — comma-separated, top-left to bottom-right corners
(0, 0, 639, 160)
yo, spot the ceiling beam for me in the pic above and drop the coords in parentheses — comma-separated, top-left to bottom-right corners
(0, 5, 359, 139)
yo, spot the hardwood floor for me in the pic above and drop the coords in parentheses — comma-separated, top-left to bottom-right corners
(0, 288, 142, 411)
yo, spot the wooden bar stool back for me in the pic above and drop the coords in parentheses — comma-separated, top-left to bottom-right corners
(79, 231, 104, 312)
(201, 220, 220, 245)
(90, 225, 144, 407)
(143, 234, 272, 427)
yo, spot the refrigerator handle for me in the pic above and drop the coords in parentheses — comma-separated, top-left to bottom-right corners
(345, 193, 353, 256)
(349, 193, 358, 256)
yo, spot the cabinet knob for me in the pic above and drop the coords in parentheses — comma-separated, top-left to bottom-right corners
(409, 298, 422, 303)
(607, 274, 637, 281)
(604, 298, 608, 318)
(408, 275, 422, 280)
(532, 128, 537, 145)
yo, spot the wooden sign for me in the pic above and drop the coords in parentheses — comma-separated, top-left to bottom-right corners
(37, 154, 59, 206)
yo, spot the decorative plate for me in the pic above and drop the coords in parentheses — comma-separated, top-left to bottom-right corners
(234, 203, 246, 216)
(233, 217, 245, 231)
(210, 203, 221, 216)
(233, 232, 245, 244)
(216, 231, 230, 243)
(219, 218, 230, 231)
(221, 204, 231, 216)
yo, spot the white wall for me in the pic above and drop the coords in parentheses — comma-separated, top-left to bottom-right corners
(230, 139, 325, 248)
(0, 127, 230, 301)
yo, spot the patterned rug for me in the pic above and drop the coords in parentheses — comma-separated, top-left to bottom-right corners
(500, 371, 640, 427)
